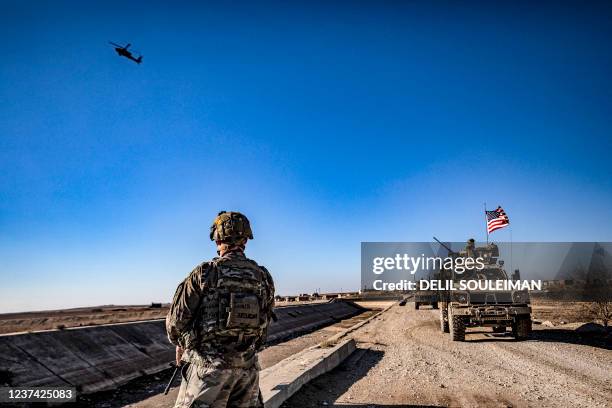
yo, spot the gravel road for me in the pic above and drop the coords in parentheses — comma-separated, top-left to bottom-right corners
(284, 304, 612, 408)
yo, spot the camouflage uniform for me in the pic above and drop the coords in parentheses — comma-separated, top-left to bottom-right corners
(166, 212, 275, 408)
(466, 238, 476, 258)
(174, 361, 261, 408)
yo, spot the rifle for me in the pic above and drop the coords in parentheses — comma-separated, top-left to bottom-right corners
(164, 364, 181, 395)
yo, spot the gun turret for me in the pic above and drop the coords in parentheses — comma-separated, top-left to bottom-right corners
(433, 237, 456, 255)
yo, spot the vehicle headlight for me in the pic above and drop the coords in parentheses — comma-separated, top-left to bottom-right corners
(512, 290, 529, 303)
(453, 291, 469, 303)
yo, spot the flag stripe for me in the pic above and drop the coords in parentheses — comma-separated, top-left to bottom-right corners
(488, 224, 506, 233)
(486, 205, 509, 234)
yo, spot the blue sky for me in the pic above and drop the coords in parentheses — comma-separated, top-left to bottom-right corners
(1, 1, 611, 312)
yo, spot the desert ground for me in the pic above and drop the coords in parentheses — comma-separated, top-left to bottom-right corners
(71, 298, 612, 408)
(0, 297, 597, 335)
(0, 298, 357, 335)
(0, 305, 170, 335)
(529, 297, 601, 325)
(283, 303, 611, 408)
(2, 296, 609, 408)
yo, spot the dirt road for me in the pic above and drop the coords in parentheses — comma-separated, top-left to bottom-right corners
(284, 304, 611, 408)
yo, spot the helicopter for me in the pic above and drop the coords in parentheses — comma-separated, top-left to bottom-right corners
(108, 41, 143, 64)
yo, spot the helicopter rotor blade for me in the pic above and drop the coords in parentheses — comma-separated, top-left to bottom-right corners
(125, 43, 131, 49)
(108, 41, 123, 48)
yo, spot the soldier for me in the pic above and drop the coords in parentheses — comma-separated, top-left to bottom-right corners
(166, 211, 275, 408)
(466, 238, 476, 258)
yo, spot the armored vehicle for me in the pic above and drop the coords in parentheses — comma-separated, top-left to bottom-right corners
(437, 239, 532, 341)
(414, 290, 438, 309)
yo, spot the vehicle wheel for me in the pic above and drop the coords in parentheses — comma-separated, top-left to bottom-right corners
(450, 313, 466, 341)
(440, 308, 449, 333)
(512, 317, 532, 340)
(415, 302, 420, 310)
(492, 326, 506, 333)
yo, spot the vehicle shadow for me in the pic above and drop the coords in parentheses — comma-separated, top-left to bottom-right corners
(281, 347, 444, 408)
(529, 328, 611, 350)
(461, 328, 611, 350)
(463, 329, 516, 343)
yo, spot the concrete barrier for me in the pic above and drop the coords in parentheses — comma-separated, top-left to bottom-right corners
(0, 300, 364, 393)
(267, 300, 364, 343)
(260, 301, 395, 407)
(260, 338, 356, 408)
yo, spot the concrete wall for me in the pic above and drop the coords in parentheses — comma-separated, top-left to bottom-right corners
(0, 300, 364, 393)
(267, 300, 363, 342)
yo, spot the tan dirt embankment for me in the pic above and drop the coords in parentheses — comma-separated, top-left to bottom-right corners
(0, 306, 169, 334)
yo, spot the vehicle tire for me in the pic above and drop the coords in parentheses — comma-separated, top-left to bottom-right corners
(512, 317, 532, 340)
(526, 317, 533, 334)
(492, 326, 506, 333)
(450, 313, 466, 341)
(415, 302, 420, 310)
(440, 308, 449, 333)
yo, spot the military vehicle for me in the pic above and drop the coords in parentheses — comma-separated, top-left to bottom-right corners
(435, 238, 532, 341)
(414, 290, 438, 309)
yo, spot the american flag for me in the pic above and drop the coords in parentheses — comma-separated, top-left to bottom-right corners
(486, 206, 510, 234)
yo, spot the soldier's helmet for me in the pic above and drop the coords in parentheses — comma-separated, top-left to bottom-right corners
(209, 211, 254, 243)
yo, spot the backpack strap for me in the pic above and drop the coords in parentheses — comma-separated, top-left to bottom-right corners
(205, 258, 221, 289)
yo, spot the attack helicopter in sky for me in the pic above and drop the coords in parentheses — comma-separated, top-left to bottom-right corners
(108, 41, 143, 64)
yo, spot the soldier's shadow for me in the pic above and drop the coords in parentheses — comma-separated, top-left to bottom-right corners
(280, 347, 444, 408)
